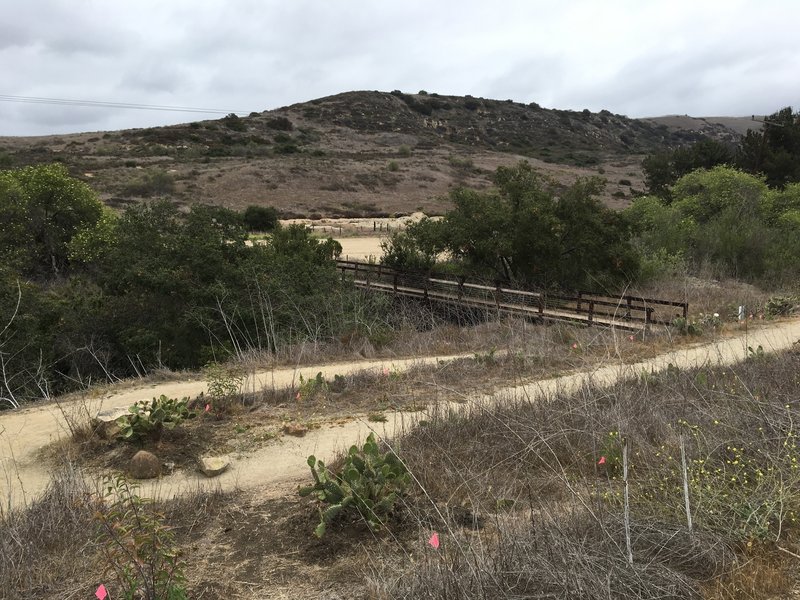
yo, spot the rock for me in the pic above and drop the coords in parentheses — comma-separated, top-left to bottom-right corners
(198, 455, 230, 477)
(129, 450, 161, 479)
(92, 406, 131, 439)
(282, 422, 308, 437)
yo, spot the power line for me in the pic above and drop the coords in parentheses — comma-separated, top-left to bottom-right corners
(0, 94, 255, 115)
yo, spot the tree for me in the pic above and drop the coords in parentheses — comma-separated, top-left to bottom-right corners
(0, 164, 103, 277)
(387, 162, 640, 290)
(642, 139, 733, 201)
(736, 107, 800, 188)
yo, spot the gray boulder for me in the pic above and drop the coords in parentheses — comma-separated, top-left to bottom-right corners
(198, 455, 230, 477)
(93, 406, 130, 439)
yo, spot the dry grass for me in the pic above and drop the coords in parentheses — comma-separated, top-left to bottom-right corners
(0, 464, 97, 598)
(633, 274, 774, 320)
(370, 348, 800, 598)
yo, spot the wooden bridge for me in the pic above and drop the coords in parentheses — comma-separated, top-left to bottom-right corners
(336, 260, 688, 331)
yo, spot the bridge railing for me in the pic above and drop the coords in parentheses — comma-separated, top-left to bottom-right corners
(335, 260, 687, 327)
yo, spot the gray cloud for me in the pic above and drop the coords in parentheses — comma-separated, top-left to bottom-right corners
(1, 0, 798, 135)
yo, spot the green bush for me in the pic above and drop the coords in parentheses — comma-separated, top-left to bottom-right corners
(242, 205, 279, 231)
(299, 433, 410, 536)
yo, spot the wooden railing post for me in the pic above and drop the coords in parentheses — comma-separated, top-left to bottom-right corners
(458, 276, 465, 301)
(494, 281, 502, 310)
(682, 303, 688, 320)
(588, 300, 595, 326)
(646, 307, 654, 326)
(626, 297, 632, 320)
(538, 293, 544, 316)
(576, 291, 582, 313)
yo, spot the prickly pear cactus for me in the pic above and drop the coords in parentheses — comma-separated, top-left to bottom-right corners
(299, 433, 410, 536)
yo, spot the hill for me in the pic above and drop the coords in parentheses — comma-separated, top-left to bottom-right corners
(0, 91, 754, 216)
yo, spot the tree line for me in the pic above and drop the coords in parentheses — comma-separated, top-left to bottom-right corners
(0, 164, 366, 407)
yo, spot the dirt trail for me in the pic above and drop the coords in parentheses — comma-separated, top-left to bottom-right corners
(0, 353, 471, 506)
(2, 321, 799, 507)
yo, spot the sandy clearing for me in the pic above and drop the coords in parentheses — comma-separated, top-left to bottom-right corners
(2, 320, 799, 507)
(336, 236, 385, 261)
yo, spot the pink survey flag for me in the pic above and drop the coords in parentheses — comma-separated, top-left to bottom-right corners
(428, 531, 440, 549)
(598, 456, 606, 465)
(204, 403, 210, 412)
(96, 584, 108, 600)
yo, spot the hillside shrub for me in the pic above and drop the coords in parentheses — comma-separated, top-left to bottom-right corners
(122, 169, 175, 198)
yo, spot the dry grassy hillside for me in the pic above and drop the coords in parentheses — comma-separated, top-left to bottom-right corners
(0, 91, 746, 217)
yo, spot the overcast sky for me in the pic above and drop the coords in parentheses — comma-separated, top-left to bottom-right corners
(1, 0, 798, 136)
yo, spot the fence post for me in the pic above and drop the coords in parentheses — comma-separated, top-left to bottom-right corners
(393, 273, 398, 293)
(538, 293, 544, 316)
(683, 303, 688, 320)
(458, 276, 465, 301)
(626, 297, 633, 320)
(494, 281, 501, 310)
(646, 307, 654, 326)
(576, 291, 582, 313)
(588, 300, 594, 326)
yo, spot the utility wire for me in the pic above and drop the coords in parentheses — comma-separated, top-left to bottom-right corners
(0, 94, 254, 115)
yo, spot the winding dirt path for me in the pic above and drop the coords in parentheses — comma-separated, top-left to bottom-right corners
(2, 321, 799, 507)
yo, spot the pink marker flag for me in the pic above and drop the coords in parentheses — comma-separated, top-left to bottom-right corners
(382, 367, 390, 376)
(598, 456, 606, 465)
(571, 343, 578, 349)
(428, 531, 440, 549)
(96, 584, 108, 600)
(204, 403, 211, 413)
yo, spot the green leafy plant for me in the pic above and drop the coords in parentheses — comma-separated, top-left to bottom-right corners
(94, 475, 188, 600)
(116, 395, 195, 442)
(299, 433, 410, 536)
(203, 362, 244, 412)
